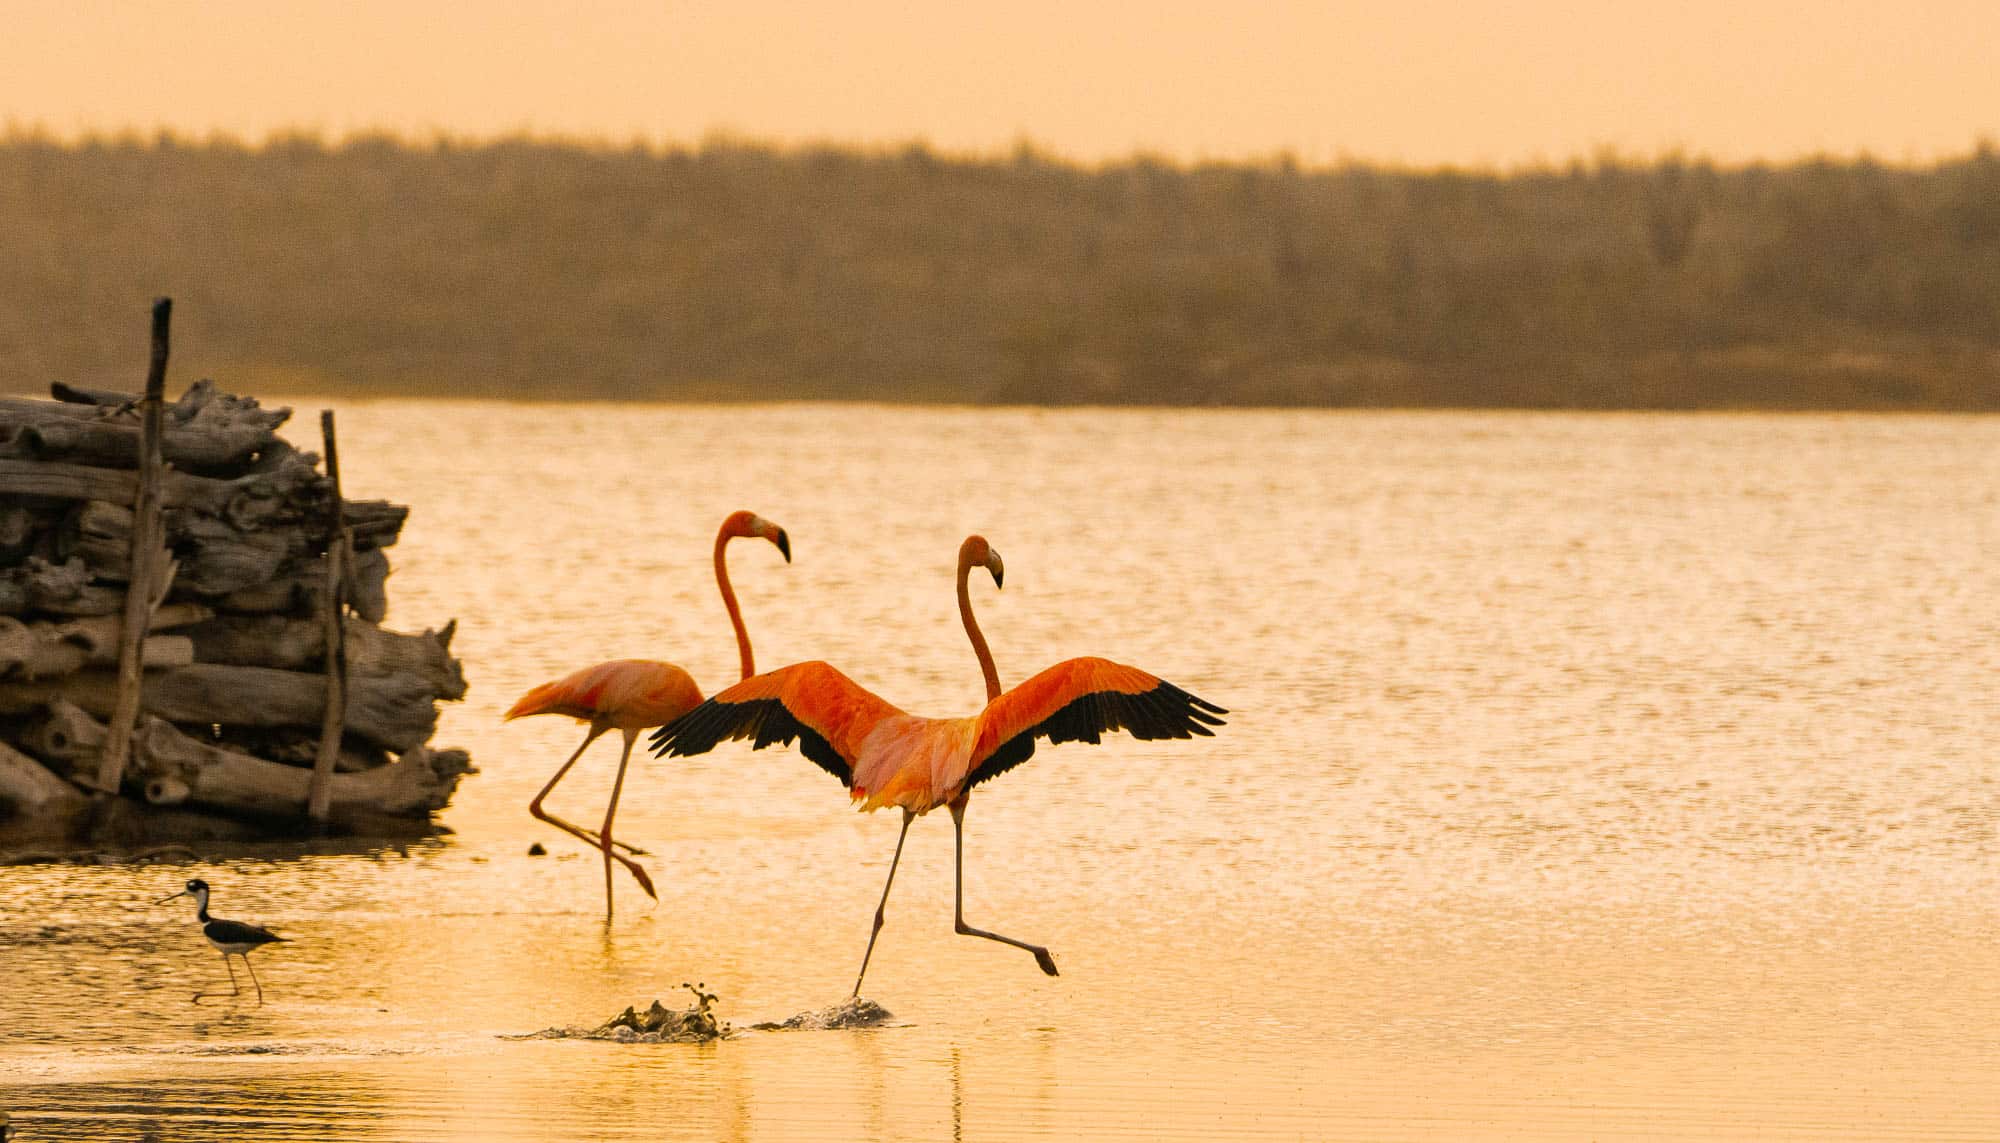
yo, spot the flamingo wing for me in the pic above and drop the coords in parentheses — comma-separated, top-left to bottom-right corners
(647, 660, 908, 786)
(506, 659, 702, 727)
(964, 657, 1227, 791)
(506, 673, 603, 721)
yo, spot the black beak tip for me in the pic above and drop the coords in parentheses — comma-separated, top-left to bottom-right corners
(992, 568, 1004, 589)
(775, 530, 792, 563)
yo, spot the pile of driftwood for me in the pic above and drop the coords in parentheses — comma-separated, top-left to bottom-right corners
(0, 302, 470, 846)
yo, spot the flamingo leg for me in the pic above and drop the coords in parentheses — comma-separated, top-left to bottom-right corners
(528, 725, 648, 856)
(242, 954, 265, 1006)
(853, 810, 916, 997)
(949, 798, 1058, 977)
(596, 728, 658, 912)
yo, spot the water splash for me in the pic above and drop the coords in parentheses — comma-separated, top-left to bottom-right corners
(517, 982, 730, 1043)
(749, 997, 894, 1031)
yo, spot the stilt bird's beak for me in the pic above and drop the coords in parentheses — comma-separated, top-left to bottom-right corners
(154, 890, 187, 904)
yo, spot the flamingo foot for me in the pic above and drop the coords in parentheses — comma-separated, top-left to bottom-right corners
(601, 844, 657, 900)
(626, 861, 658, 901)
(537, 810, 650, 855)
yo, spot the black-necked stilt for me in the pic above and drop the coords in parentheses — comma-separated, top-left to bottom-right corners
(156, 878, 286, 1005)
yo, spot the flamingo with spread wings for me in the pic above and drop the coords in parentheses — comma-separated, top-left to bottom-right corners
(650, 535, 1225, 993)
(507, 510, 789, 912)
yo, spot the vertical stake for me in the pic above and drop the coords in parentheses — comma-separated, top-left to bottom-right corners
(91, 298, 172, 825)
(307, 410, 350, 822)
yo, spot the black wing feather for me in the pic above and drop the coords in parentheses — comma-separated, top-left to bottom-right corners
(648, 697, 853, 786)
(965, 680, 1226, 791)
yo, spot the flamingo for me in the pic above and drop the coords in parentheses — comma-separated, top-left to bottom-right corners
(507, 509, 790, 911)
(649, 535, 1225, 993)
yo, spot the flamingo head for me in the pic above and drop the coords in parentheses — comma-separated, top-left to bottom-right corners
(722, 510, 791, 563)
(958, 534, 1003, 589)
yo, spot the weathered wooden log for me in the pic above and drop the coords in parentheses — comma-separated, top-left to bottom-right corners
(0, 501, 32, 560)
(132, 718, 468, 821)
(2, 389, 284, 467)
(181, 614, 463, 699)
(0, 457, 153, 505)
(0, 663, 439, 752)
(0, 417, 273, 471)
(346, 546, 389, 622)
(215, 452, 331, 532)
(2, 380, 292, 470)
(343, 500, 407, 550)
(0, 499, 65, 563)
(203, 545, 389, 620)
(0, 454, 377, 537)
(167, 743, 463, 825)
(47, 383, 137, 409)
(64, 501, 309, 596)
(16, 698, 109, 774)
(0, 452, 399, 547)
(206, 573, 321, 617)
(0, 456, 297, 526)
(13, 703, 465, 824)
(0, 610, 202, 679)
(24, 701, 385, 777)
(0, 739, 88, 822)
(215, 725, 388, 772)
(0, 557, 123, 617)
(158, 507, 306, 594)
(51, 378, 291, 433)
(9, 393, 133, 415)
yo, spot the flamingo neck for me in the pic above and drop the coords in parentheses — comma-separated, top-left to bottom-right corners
(716, 529, 755, 680)
(958, 561, 1002, 701)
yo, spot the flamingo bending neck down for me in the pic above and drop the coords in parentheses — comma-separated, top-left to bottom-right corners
(651, 535, 1225, 994)
(506, 509, 789, 912)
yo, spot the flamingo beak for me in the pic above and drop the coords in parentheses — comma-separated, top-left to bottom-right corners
(773, 527, 791, 563)
(987, 551, 1004, 589)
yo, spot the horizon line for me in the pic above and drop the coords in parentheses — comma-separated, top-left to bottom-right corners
(3, 119, 1995, 178)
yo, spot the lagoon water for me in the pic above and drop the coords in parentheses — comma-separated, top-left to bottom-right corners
(2, 404, 1997, 1140)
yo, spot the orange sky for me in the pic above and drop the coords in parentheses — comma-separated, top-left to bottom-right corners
(6, 1, 1998, 167)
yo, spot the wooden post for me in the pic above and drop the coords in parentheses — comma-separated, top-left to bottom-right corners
(91, 298, 172, 818)
(306, 409, 350, 822)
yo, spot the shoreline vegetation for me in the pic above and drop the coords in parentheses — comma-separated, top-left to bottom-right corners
(3, 131, 1998, 409)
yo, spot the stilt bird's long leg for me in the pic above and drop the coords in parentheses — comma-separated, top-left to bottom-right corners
(242, 954, 265, 1006)
(196, 953, 243, 1002)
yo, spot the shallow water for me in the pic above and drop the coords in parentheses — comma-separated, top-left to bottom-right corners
(3, 404, 1997, 1140)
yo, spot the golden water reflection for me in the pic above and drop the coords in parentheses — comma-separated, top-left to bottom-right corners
(3, 405, 1997, 1139)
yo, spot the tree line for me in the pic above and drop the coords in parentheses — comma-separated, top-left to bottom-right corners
(3, 131, 1998, 408)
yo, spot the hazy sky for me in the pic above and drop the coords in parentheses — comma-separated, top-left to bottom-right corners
(6, 1, 1997, 167)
